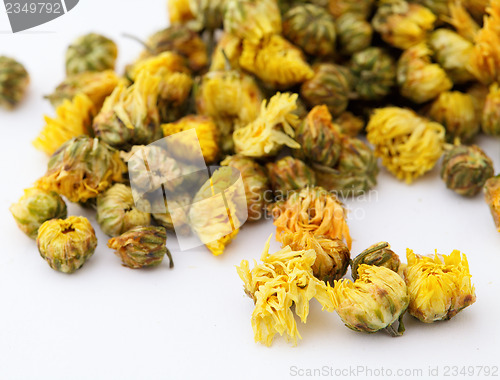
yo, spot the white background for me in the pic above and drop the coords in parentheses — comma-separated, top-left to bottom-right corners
(1, 1, 500, 379)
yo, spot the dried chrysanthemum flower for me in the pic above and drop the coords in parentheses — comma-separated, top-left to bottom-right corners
(300, 64, 352, 117)
(428, 91, 479, 143)
(168, 0, 194, 24)
(351, 242, 400, 280)
(484, 175, 500, 231)
(463, 0, 490, 21)
(469, 0, 500, 85)
(236, 237, 336, 346)
(145, 25, 208, 72)
(333, 265, 409, 335)
(36, 136, 126, 203)
(272, 186, 352, 248)
(447, 1, 480, 43)
(313, 136, 379, 196)
(440, 145, 494, 197)
(224, 0, 282, 43)
(0, 56, 29, 109)
(239, 35, 314, 89)
(405, 249, 476, 323)
(151, 194, 192, 235)
(108, 226, 173, 269)
(334, 111, 365, 137)
(210, 33, 243, 71)
(397, 43, 453, 104)
(372, 0, 436, 49)
(282, 4, 336, 57)
(328, 0, 374, 19)
(93, 71, 161, 150)
(189, 167, 247, 256)
(366, 107, 445, 184)
(468, 83, 489, 121)
(221, 155, 270, 222)
(65, 33, 118, 75)
(97, 183, 151, 237)
(185, 0, 227, 31)
(266, 156, 316, 196)
(46, 70, 120, 110)
(294, 105, 343, 167)
(350, 47, 396, 100)
(280, 231, 350, 284)
(428, 29, 475, 85)
(413, 0, 450, 17)
(162, 115, 220, 164)
(33, 94, 95, 156)
(10, 187, 67, 239)
(233, 92, 300, 157)
(37, 216, 97, 274)
(336, 13, 373, 56)
(482, 83, 500, 136)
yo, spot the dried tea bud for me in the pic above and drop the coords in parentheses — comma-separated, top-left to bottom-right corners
(97, 184, 151, 237)
(334, 111, 365, 137)
(301, 64, 352, 117)
(0, 56, 29, 109)
(484, 175, 500, 231)
(239, 35, 313, 89)
(350, 47, 396, 100)
(151, 194, 192, 235)
(10, 187, 67, 239)
(221, 155, 270, 222)
(351, 242, 400, 280)
(266, 156, 316, 196)
(440, 145, 494, 197)
(282, 4, 336, 57)
(145, 25, 208, 73)
(405, 249, 476, 323)
(46, 70, 120, 110)
(294, 105, 342, 167)
(482, 83, 500, 136)
(65, 33, 118, 75)
(37, 216, 97, 274)
(108, 226, 173, 269)
(280, 231, 350, 284)
(224, 0, 282, 43)
(333, 265, 408, 335)
(367, 107, 445, 184)
(397, 43, 453, 104)
(93, 71, 161, 150)
(428, 29, 475, 85)
(313, 136, 379, 196)
(372, 0, 436, 50)
(428, 91, 479, 144)
(36, 136, 126, 203)
(329, 0, 374, 19)
(336, 13, 373, 56)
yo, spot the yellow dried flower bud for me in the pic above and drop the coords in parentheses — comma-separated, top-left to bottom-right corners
(33, 93, 95, 156)
(367, 107, 445, 184)
(233, 92, 300, 157)
(484, 175, 500, 231)
(397, 43, 453, 104)
(405, 249, 476, 323)
(333, 265, 409, 335)
(482, 83, 500, 136)
(239, 35, 314, 89)
(328, 0, 374, 19)
(447, 1, 480, 43)
(210, 33, 243, 71)
(37, 216, 97, 274)
(168, 0, 195, 24)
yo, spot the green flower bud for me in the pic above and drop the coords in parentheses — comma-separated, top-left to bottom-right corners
(313, 136, 379, 196)
(350, 47, 396, 100)
(108, 226, 173, 269)
(65, 33, 118, 75)
(441, 145, 494, 197)
(351, 242, 400, 280)
(329, 0, 374, 19)
(301, 63, 352, 117)
(294, 105, 343, 167)
(266, 156, 316, 196)
(336, 13, 373, 55)
(334, 111, 365, 137)
(221, 155, 270, 222)
(97, 184, 151, 237)
(10, 187, 67, 239)
(0, 56, 29, 109)
(37, 216, 97, 274)
(482, 83, 500, 136)
(187, 0, 227, 31)
(282, 4, 336, 57)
